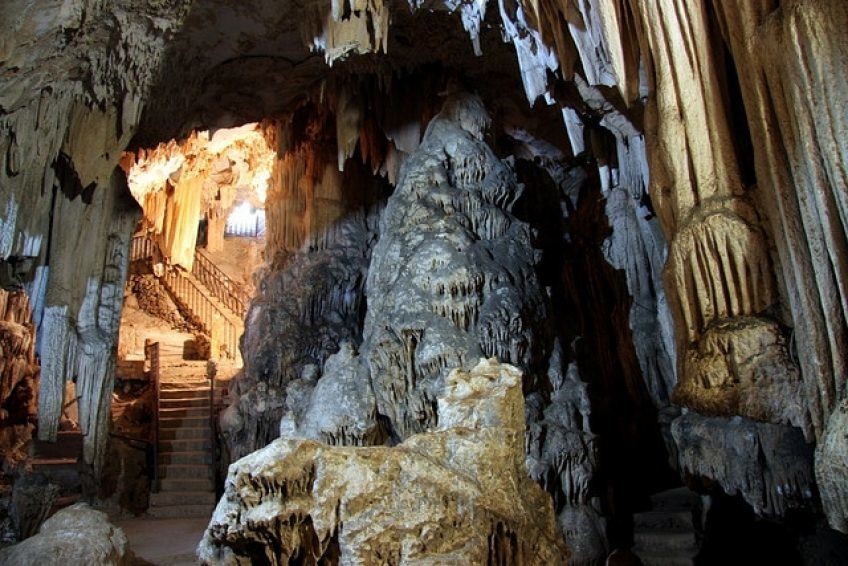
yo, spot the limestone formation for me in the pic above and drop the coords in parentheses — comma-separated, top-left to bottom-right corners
(200, 359, 567, 565)
(359, 92, 550, 439)
(0, 290, 38, 465)
(0, 503, 132, 565)
(221, 125, 384, 458)
(672, 412, 814, 517)
(123, 124, 275, 269)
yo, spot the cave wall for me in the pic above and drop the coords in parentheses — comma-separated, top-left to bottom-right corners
(490, 0, 847, 530)
(1, 0, 189, 474)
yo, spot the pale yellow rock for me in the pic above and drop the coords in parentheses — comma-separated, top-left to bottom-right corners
(199, 359, 568, 564)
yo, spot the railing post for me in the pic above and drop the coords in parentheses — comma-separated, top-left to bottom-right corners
(207, 358, 217, 491)
(145, 339, 161, 493)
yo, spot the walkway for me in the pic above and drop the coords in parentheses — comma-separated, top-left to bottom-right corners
(118, 516, 209, 565)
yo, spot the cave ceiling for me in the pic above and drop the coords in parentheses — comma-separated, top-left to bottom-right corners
(133, 0, 570, 149)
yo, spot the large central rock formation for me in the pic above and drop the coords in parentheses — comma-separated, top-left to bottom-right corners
(199, 358, 567, 565)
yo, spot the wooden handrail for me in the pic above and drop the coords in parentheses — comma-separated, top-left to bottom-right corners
(160, 265, 241, 360)
(130, 235, 243, 361)
(193, 248, 250, 318)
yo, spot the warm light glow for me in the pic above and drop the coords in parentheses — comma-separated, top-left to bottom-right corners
(252, 168, 271, 204)
(123, 123, 275, 209)
(126, 154, 185, 203)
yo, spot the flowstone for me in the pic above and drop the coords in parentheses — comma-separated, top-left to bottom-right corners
(199, 359, 568, 565)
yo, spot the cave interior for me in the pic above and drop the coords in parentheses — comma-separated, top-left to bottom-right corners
(1, 0, 848, 564)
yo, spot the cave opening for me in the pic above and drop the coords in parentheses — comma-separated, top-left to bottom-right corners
(2, 0, 848, 564)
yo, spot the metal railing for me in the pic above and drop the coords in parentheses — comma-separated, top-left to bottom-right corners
(144, 339, 161, 492)
(192, 248, 250, 318)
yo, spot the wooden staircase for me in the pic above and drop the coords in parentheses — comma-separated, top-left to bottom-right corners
(632, 487, 701, 565)
(130, 234, 245, 363)
(148, 361, 216, 519)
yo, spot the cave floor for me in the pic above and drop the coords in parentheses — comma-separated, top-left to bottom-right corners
(117, 516, 209, 565)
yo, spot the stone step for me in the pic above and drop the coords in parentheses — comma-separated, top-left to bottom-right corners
(160, 397, 209, 408)
(159, 477, 214, 492)
(159, 464, 213, 479)
(150, 490, 217, 506)
(159, 427, 210, 441)
(160, 382, 209, 392)
(159, 416, 209, 429)
(160, 361, 209, 369)
(633, 531, 697, 554)
(634, 510, 694, 532)
(159, 438, 213, 452)
(147, 503, 215, 519)
(159, 451, 212, 466)
(159, 407, 210, 418)
(160, 388, 208, 400)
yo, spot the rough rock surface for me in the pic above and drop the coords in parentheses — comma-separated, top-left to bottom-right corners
(222, 206, 380, 461)
(259, 94, 606, 560)
(200, 359, 567, 565)
(357, 92, 549, 439)
(0, 503, 132, 565)
(2, 0, 848, 548)
(672, 411, 814, 516)
(0, 290, 38, 465)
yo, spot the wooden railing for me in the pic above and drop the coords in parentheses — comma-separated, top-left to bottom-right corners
(130, 235, 243, 361)
(130, 234, 156, 262)
(145, 339, 161, 493)
(192, 248, 250, 318)
(160, 265, 241, 361)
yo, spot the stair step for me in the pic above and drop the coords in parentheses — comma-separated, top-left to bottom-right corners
(31, 458, 77, 467)
(160, 397, 209, 408)
(159, 451, 212, 465)
(161, 389, 208, 399)
(159, 427, 210, 441)
(160, 382, 209, 391)
(160, 438, 213, 452)
(633, 531, 697, 553)
(634, 510, 694, 532)
(150, 491, 217, 506)
(159, 477, 214, 492)
(159, 416, 209, 429)
(159, 407, 210, 418)
(147, 503, 215, 519)
(159, 464, 213, 479)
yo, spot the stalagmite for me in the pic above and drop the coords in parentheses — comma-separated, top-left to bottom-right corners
(201, 359, 567, 565)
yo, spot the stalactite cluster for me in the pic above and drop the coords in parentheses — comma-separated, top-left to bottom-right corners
(123, 124, 274, 269)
